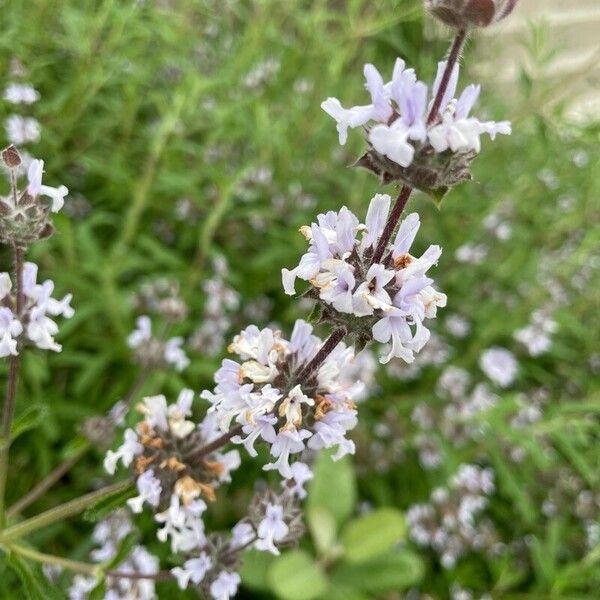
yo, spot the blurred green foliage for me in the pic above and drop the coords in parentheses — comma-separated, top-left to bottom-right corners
(0, 0, 599, 598)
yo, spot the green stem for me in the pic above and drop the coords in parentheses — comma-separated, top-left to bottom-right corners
(6, 446, 89, 519)
(0, 480, 131, 542)
(5, 543, 98, 576)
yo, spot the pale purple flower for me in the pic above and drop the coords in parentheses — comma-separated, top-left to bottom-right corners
(26, 159, 68, 212)
(210, 571, 241, 600)
(263, 428, 312, 479)
(254, 503, 289, 555)
(127, 469, 162, 513)
(171, 553, 212, 590)
(479, 347, 518, 388)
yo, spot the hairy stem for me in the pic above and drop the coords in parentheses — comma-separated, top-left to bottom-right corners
(186, 425, 244, 464)
(0, 480, 131, 543)
(295, 326, 348, 384)
(370, 29, 467, 267)
(6, 449, 87, 519)
(0, 245, 25, 528)
(426, 28, 467, 126)
(370, 185, 413, 265)
(4, 542, 173, 581)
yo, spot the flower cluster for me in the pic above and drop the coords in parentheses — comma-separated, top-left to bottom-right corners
(69, 511, 159, 600)
(172, 486, 306, 596)
(1, 150, 69, 245)
(104, 390, 241, 553)
(202, 320, 365, 478)
(413, 377, 498, 468)
(282, 194, 446, 363)
(514, 309, 557, 357)
(0, 262, 73, 356)
(189, 257, 240, 357)
(132, 278, 189, 323)
(321, 58, 510, 195)
(127, 316, 190, 372)
(407, 464, 498, 568)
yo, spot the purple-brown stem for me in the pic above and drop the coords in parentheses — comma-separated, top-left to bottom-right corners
(370, 185, 413, 265)
(369, 29, 468, 267)
(0, 245, 25, 527)
(294, 326, 347, 385)
(186, 424, 244, 464)
(427, 28, 467, 126)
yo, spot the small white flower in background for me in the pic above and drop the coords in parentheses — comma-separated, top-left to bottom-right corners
(436, 366, 471, 400)
(255, 503, 289, 555)
(5, 115, 41, 145)
(445, 314, 470, 338)
(210, 571, 241, 600)
(455, 242, 487, 264)
(4, 82, 40, 104)
(127, 314, 190, 372)
(514, 310, 557, 357)
(479, 347, 518, 388)
(407, 464, 497, 569)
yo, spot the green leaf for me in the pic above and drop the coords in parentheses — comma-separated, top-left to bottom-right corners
(6, 552, 63, 600)
(307, 506, 338, 557)
(267, 550, 328, 600)
(330, 550, 424, 593)
(83, 484, 135, 523)
(101, 531, 140, 571)
(307, 450, 356, 528)
(10, 405, 47, 442)
(341, 508, 406, 563)
(427, 185, 449, 208)
(240, 549, 276, 591)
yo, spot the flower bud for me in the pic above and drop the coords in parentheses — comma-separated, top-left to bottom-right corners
(425, 0, 519, 29)
(1, 145, 22, 168)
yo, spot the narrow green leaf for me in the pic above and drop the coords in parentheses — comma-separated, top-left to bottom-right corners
(6, 552, 63, 600)
(101, 531, 140, 571)
(10, 406, 47, 442)
(83, 485, 136, 523)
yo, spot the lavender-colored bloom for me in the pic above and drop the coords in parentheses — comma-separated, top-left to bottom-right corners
(479, 347, 518, 388)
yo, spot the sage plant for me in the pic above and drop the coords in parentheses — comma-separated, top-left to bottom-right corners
(0, 2, 519, 598)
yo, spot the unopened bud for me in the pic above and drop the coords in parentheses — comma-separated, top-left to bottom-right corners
(425, 0, 519, 29)
(1, 145, 22, 168)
